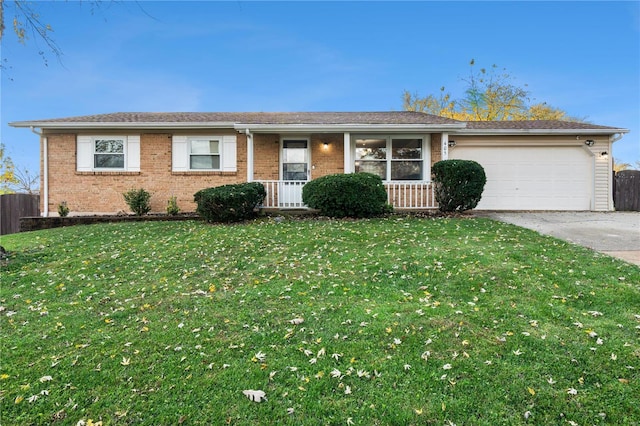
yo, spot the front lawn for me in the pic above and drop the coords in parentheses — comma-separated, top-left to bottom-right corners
(1, 217, 639, 425)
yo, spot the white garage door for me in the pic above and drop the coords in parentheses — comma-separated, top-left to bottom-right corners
(450, 146, 593, 210)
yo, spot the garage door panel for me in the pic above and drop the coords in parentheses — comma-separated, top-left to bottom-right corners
(450, 146, 592, 210)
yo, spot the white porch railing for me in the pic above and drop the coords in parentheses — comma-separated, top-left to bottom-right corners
(385, 181, 436, 209)
(258, 180, 307, 209)
(256, 180, 436, 210)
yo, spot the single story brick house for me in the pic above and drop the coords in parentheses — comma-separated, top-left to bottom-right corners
(10, 111, 628, 215)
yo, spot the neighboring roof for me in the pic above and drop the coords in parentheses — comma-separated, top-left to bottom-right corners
(9, 112, 628, 134)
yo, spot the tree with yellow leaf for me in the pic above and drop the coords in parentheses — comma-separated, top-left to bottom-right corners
(0, 143, 19, 194)
(403, 60, 579, 121)
(613, 158, 632, 172)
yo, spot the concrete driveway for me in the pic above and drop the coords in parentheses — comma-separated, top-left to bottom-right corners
(478, 212, 640, 266)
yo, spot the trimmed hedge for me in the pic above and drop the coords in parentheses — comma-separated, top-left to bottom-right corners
(302, 173, 391, 218)
(432, 159, 486, 212)
(194, 182, 266, 223)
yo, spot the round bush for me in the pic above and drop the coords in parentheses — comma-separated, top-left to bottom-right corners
(302, 173, 391, 218)
(194, 182, 266, 223)
(432, 160, 486, 212)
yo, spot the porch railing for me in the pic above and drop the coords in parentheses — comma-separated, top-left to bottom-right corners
(258, 180, 307, 209)
(256, 180, 436, 210)
(385, 181, 436, 209)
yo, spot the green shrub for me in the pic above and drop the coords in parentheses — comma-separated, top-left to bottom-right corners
(194, 182, 266, 223)
(432, 160, 486, 212)
(57, 201, 70, 217)
(302, 173, 391, 218)
(167, 196, 180, 216)
(123, 188, 152, 216)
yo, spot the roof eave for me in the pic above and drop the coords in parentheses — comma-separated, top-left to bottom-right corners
(235, 123, 466, 133)
(8, 121, 239, 129)
(9, 121, 467, 132)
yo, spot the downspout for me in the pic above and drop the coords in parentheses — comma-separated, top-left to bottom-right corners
(609, 133, 624, 211)
(242, 128, 254, 182)
(30, 126, 48, 217)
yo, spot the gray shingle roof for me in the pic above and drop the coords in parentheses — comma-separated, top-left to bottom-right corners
(9, 112, 627, 133)
(465, 120, 623, 131)
(11, 111, 462, 125)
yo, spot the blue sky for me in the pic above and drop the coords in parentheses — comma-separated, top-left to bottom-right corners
(2, 1, 639, 175)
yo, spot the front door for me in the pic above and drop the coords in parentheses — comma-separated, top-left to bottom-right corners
(280, 139, 309, 207)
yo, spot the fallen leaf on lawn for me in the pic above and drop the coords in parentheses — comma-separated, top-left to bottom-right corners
(243, 389, 267, 402)
(289, 318, 304, 325)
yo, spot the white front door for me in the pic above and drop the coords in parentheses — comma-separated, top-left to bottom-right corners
(280, 139, 309, 207)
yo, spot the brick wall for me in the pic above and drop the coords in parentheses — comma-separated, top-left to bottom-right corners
(310, 133, 344, 178)
(43, 131, 444, 214)
(253, 134, 280, 180)
(44, 132, 248, 214)
(431, 133, 442, 163)
(251, 133, 345, 180)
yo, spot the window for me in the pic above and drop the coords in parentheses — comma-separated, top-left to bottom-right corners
(190, 139, 220, 170)
(355, 138, 386, 179)
(391, 138, 422, 180)
(172, 135, 237, 172)
(94, 138, 125, 169)
(354, 136, 425, 180)
(77, 135, 139, 172)
(282, 139, 308, 181)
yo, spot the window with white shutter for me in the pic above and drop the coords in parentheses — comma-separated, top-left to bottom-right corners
(172, 135, 236, 172)
(77, 135, 140, 172)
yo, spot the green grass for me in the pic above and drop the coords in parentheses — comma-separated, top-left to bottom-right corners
(1, 217, 639, 425)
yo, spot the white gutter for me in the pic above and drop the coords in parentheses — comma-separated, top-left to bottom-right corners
(610, 132, 624, 143)
(234, 123, 466, 133)
(11, 121, 239, 129)
(30, 126, 48, 217)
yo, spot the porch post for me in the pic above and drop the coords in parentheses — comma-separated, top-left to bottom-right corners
(246, 130, 254, 181)
(441, 132, 449, 160)
(343, 132, 351, 173)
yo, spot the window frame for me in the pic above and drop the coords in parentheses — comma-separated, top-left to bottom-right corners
(92, 136, 127, 170)
(353, 135, 428, 181)
(188, 137, 222, 171)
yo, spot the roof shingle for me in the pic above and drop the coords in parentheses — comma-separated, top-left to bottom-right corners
(465, 120, 622, 131)
(12, 111, 462, 126)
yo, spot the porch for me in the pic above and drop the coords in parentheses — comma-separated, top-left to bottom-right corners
(257, 180, 436, 209)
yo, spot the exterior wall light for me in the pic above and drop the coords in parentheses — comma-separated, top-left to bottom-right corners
(323, 141, 330, 150)
(600, 151, 609, 159)
(584, 140, 595, 147)
(448, 140, 456, 148)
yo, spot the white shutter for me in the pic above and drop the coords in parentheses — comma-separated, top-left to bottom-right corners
(172, 135, 189, 171)
(77, 135, 93, 171)
(127, 135, 140, 171)
(222, 135, 237, 172)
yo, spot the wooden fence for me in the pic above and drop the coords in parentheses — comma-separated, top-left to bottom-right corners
(0, 194, 40, 235)
(613, 170, 640, 211)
